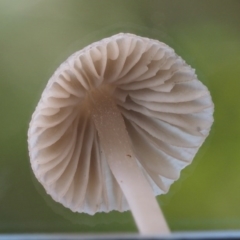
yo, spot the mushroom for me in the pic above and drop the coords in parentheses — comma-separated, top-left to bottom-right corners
(28, 33, 214, 234)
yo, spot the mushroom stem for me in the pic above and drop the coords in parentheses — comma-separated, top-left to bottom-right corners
(91, 92, 170, 235)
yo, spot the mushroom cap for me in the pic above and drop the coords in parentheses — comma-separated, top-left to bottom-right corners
(28, 33, 214, 215)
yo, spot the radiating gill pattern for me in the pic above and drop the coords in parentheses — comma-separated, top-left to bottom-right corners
(28, 33, 214, 214)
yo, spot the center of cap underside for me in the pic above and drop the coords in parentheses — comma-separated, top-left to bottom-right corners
(85, 84, 117, 111)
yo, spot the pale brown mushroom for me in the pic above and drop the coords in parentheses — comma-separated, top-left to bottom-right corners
(28, 33, 214, 234)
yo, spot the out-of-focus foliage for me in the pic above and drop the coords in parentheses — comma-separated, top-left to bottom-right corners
(0, 0, 240, 233)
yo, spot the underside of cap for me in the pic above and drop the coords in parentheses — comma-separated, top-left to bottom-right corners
(28, 33, 214, 215)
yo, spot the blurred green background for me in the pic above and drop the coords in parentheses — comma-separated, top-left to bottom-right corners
(0, 0, 240, 233)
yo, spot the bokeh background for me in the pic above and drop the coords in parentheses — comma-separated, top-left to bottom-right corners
(0, 0, 240, 233)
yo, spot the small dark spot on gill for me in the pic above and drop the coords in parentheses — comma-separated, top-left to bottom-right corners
(127, 154, 131, 158)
